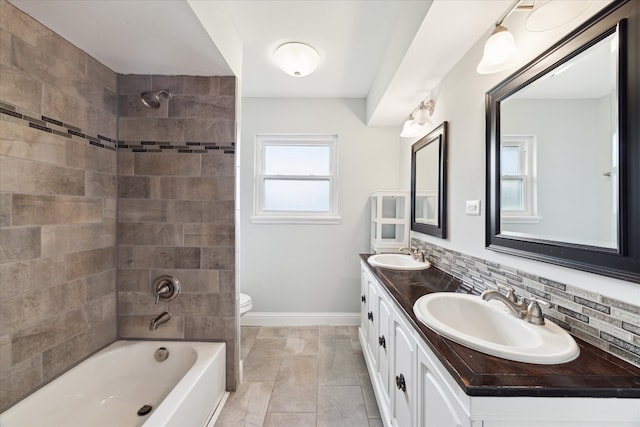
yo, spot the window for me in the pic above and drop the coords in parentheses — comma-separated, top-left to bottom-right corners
(252, 134, 340, 223)
(500, 135, 538, 222)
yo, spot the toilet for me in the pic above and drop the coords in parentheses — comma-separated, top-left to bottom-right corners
(239, 293, 253, 316)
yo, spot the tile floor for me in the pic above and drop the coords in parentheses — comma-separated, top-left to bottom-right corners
(215, 326, 382, 427)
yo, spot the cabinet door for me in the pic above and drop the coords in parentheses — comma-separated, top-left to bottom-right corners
(391, 313, 416, 427)
(360, 267, 369, 336)
(417, 346, 470, 427)
(367, 280, 380, 371)
(377, 297, 392, 411)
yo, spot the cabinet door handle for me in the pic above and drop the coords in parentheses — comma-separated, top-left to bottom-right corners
(361, 295, 366, 303)
(378, 336, 386, 349)
(395, 373, 406, 392)
(367, 311, 374, 322)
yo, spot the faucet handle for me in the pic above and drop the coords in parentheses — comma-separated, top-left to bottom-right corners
(155, 285, 170, 304)
(497, 284, 517, 302)
(526, 297, 551, 325)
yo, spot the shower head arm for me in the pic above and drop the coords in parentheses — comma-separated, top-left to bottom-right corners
(157, 90, 174, 99)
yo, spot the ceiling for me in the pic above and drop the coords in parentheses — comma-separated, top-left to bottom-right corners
(8, 0, 513, 126)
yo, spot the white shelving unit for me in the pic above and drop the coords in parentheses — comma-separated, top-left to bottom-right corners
(370, 191, 409, 253)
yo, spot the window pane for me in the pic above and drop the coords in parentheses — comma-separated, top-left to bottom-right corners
(501, 146, 520, 175)
(264, 179, 330, 211)
(501, 178, 523, 211)
(265, 145, 330, 175)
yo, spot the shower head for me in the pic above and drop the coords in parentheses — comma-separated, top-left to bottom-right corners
(140, 89, 173, 109)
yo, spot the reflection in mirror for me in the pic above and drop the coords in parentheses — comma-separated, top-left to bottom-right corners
(411, 122, 447, 238)
(415, 141, 439, 225)
(499, 32, 619, 249)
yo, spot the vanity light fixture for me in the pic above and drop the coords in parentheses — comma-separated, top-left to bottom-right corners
(476, 1, 533, 75)
(274, 42, 320, 77)
(400, 100, 435, 138)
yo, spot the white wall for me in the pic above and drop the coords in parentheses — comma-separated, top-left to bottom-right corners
(240, 98, 399, 313)
(401, 6, 639, 305)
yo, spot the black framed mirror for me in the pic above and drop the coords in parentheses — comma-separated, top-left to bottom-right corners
(486, 0, 640, 283)
(411, 121, 447, 238)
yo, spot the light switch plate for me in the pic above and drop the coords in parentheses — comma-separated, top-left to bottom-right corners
(465, 200, 481, 216)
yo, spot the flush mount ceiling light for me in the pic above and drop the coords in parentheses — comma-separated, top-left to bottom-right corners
(525, 0, 592, 32)
(274, 42, 320, 77)
(400, 100, 435, 138)
(476, 1, 533, 75)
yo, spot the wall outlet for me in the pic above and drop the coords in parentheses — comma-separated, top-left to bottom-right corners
(465, 200, 481, 216)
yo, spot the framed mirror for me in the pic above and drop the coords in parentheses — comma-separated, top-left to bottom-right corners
(411, 121, 447, 238)
(486, 0, 640, 283)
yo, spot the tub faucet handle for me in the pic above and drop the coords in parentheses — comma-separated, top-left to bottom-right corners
(155, 284, 171, 304)
(153, 275, 181, 304)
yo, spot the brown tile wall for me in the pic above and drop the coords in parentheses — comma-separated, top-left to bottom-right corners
(117, 74, 238, 390)
(0, 0, 117, 411)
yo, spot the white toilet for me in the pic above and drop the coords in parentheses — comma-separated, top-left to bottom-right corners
(239, 293, 253, 316)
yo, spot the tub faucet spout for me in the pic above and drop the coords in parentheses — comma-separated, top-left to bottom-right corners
(150, 311, 172, 331)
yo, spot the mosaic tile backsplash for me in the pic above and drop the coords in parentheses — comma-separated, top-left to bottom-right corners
(412, 237, 640, 368)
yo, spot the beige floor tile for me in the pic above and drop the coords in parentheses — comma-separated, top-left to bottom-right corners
(256, 326, 290, 338)
(268, 354, 318, 413)
(285, 326, 319, 355)
(242, 337, 286, 381)
(319, 339, 361, 386)
(263, 412, 317, 427)
(317, 385, 370, 427)
(224, 327, 381, 426)
(241, 326, 260, 360)
(319, 325, 353, 340)
(214, 381, 273, 427)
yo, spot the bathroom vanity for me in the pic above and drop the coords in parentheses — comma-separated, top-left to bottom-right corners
(358, 256, 640, 427)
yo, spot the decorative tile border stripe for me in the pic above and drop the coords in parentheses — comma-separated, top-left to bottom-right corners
(411, 237, 640, 367)
(117, 140, 235, 154)
(0, 100, 117, 152)
(0, 100, 235, 155)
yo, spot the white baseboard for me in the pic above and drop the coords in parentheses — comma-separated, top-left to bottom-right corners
(240, 312, 360, 327)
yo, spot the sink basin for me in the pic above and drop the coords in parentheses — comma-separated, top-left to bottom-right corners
(368, 254, 431, 270)
(413, 293, 579, 364)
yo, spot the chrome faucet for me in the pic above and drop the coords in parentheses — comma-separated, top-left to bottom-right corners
(399, 247, 414, 256)
(481, 285, 549, 325)
(149, 311, 172, 330)
(399, 246, 427, 262)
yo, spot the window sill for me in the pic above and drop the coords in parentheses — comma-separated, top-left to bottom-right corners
(251, 215, 342, 224)
(501, 215, 542, 224)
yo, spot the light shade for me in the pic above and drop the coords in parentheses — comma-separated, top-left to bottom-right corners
(274, 42, 320, 77)
(476, 25, 517, 74)
(400, 118, 425, 138)
(413, 100, 434, 126)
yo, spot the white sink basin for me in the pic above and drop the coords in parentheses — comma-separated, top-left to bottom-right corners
(413, 293, 579, 364)
(368, 254, 431, 270)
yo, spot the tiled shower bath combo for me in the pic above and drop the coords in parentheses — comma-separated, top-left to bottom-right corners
(0, 0, 237, 413)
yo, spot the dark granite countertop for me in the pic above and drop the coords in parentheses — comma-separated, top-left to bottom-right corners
(360, 254, 640, 398)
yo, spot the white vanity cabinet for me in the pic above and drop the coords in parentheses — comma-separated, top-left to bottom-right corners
(359, 260, 640, 427)
(417, 339, 471, 427)
(360, 261, 461, 427)
(390, 307, 417, 427)
(360, 266, 392, 420)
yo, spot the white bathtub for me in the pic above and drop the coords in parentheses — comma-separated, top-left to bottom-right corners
(0, 340, 226, 427)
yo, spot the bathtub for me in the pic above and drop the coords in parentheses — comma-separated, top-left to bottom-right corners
(1, 340, 227, 427)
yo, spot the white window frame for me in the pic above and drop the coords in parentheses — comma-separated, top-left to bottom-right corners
(501, 135, 540, 223)
(252, 134, 340, 224)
